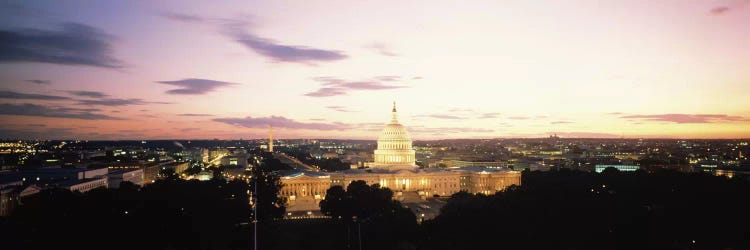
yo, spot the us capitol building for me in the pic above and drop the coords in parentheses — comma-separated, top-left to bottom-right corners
(278, 103, 521, 210)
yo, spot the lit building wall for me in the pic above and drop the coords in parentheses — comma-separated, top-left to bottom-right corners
(107, 169, 144, 188)
(595, 164, 640, 173)
(65, 178, 108, 193)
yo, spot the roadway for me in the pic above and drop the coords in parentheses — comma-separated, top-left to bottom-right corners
(273, 152, 318, 171)
(208, 153, 227, 166)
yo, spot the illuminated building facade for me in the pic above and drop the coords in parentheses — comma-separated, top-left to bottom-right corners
(595, 164, 640, 173)
(107, 169, 144, 188)
(279, 104, 522, 211)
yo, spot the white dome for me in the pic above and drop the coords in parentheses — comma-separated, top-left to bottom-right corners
(373, 103, 416, 170)
(378, 123, 412, 145)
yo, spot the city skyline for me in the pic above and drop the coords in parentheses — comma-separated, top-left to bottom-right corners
(2, 1, 750, 140)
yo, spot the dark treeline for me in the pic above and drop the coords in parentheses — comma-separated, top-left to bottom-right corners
(1, 178, 252, 250)
(3, 169, 750, 249)
(422, 169, 750, 250)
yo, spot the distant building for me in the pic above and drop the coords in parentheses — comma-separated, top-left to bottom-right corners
(196, 171, 213, 181)
(595, 164, 640, 173)
(220, 153, 249, 168)
(0, 179, 22, 216)
(139, 161, 189, 184)
(694, 160, 721, 173)
(59, 177, 108, 193)
(107, 168, 144, 188)
(322, 152, 338, 159)
(714, 161, 750, 180)
(142, 163, 161, 184)
(201, 149, 209, 163)
(167, 162, 189, 174)
(209, 149, 229, 162)
(447, 160, 509, 169)
(15, 167, 108, 183)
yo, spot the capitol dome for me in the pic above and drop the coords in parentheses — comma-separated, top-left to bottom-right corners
(373, 102, 417, 170)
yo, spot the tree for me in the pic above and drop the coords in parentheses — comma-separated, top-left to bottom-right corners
(319, 181, 418, 250)
(211, 166, 224, 180)
(319, 185, 352, 219)
(321, 180, 409, 222)
(250, 165, 285, 221)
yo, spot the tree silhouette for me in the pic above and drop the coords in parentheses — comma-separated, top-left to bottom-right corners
(319, 180, 418, 249)
(250, 160, 286, 221)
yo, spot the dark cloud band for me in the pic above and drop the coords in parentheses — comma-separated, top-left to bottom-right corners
(0, 23, 123, 68)
(0, 103, 121, 120)
(157, 78, 237, 95)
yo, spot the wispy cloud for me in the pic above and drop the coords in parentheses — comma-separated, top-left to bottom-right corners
(326, 106, 354, 112)
(157, 78, 237, 95)
(0, 103, 120, 120)
(178, 113, 214, 117)
(508, 115, 547, 120)
(0, 90, 70, 100)
(479, 113, 501, 119)
(414, 114, 464, 120)
(364, 43, 399, 57)
(213, 115, 350, 130)
(160, 12, 204, 22)
(305, 76, 408, 97)
(26, 79, 51, 85)
(162, 12, 347, 64)
(551, 121, 573, 124)
(709, 1, 750, 15)
(710, 6, 731, 15)
(508, 116, 531, 120)
(77, 98, 154, 106)
(448, 108, 474, 113)
(66, 90, 108, 98)
(620, 114, 750, 124)
(0, 23, 123, 68)
(0, 127, 75, 140)
(304, 87, 347, 97)
(409, 127, 494, 135)
(226, 25, 347, 64)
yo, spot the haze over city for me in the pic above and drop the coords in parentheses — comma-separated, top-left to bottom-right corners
(1, 0, 749, 140)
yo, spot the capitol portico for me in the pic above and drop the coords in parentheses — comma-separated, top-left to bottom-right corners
(279, 103, 521, 210)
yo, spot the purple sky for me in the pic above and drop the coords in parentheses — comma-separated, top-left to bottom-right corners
(1, 0, 749, 140)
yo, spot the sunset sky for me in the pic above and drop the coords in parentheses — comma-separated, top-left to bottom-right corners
(1, 0, 749, 140)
